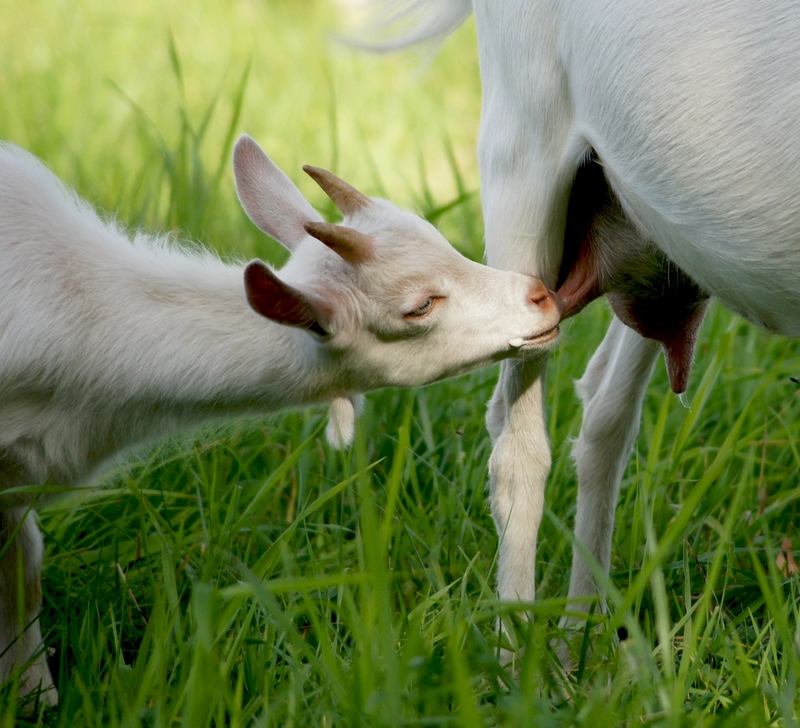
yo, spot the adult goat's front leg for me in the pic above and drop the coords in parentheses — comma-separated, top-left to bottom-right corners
(566, 317, 659, 617)
(0, 507, 57, 705)
(488, 356, 551, 604)
(475, 57, 574, 605)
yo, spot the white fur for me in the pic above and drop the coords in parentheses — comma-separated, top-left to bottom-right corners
(0, 135, 561, 703)
(365, 0, 800, 616)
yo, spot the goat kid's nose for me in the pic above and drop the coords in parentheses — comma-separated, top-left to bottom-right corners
(526, 279, 558, 312)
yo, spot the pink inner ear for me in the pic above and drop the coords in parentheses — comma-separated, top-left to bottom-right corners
(244, 261, 324, 332)
(233, 135, 322, 251)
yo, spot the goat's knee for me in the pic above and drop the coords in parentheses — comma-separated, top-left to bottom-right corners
(0, 508, 56, 705)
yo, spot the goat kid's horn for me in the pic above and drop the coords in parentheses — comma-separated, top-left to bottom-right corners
(304, 222, 375, 265)
(303, 165, 372, 216)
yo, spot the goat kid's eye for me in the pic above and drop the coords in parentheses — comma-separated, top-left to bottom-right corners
(404, 296, 438, 319)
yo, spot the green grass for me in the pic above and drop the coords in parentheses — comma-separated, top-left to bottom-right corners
(2, 1, 799, 725)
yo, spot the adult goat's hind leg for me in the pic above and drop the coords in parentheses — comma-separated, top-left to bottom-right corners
(0, 507, 57, 706)
(564, 316, 659, 620)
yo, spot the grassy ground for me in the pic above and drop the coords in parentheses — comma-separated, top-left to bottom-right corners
(1, 1, 799, 725)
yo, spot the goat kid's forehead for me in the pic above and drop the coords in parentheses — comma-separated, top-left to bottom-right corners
(281, 199, 468, 300)
(348, 200, 454, 253)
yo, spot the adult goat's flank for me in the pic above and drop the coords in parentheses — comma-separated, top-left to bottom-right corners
(0, 135, 560, 703)
(364, 0, 800, 632)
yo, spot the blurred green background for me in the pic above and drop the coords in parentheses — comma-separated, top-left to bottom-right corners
(0, 0, 482, 261)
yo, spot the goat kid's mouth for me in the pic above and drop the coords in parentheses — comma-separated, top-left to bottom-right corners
(508, 323, 560, 350)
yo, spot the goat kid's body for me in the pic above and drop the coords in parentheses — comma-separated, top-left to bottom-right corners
(0, 145, 325, 704)
(378, 0, 800, 616)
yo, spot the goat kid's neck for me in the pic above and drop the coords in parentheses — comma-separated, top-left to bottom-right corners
(8, 252, 348, 486)
(121, 261, 345, 416)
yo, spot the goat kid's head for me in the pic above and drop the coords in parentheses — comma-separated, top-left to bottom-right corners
(233, 134, 560, 436)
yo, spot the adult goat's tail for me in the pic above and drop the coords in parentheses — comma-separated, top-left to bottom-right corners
(346, 0, 472, 51)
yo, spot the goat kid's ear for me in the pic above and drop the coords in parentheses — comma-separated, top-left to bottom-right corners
(244, 260, 330, 336)
(233, 135, 323, 251)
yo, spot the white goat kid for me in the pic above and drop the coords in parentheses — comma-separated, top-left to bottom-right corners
(0, 134, 561, 704)
(365, 0, 800, 624)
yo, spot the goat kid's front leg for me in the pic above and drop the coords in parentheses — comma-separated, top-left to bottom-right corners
(564, 317, 659, 624)
(0, 507, 56, 706)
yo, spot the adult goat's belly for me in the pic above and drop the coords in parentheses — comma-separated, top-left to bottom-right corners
(557, 154, 799, 395)
(566, 0, 800, 336)
(611, 181, 800, 338)
(582, 112, 800, 336)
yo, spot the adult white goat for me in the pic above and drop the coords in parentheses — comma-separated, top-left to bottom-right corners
(0, 135, 561, 704)
(363, 0, 800, 624)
